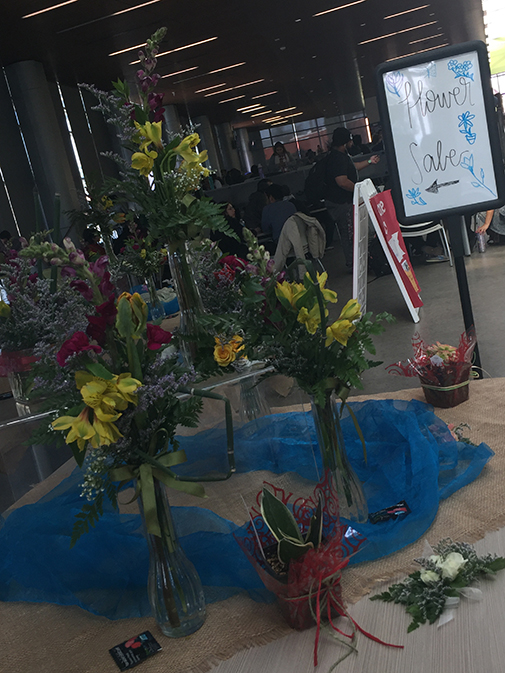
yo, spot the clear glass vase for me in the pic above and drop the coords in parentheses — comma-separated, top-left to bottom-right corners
(310, 389, 368, 523)
(145, 275, 165, 321)
(138, 477, 206, 638)
(167, 242, 205, 365)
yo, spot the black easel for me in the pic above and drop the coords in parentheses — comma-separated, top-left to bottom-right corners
(443, 215, 483, 379)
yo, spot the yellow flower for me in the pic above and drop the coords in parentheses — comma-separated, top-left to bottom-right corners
(52, 408, 97, 451)
(75, 371, 141, 421)
(0, 300, 11, 318)
(93, 416, 123, 446)
(229, 335, 245, 353)
(140, 249, 147, 259)
(325, 319, 356, 347)
(134, 120, 163, 150)
(101, 196, 113, 209)
(116, 292, 148, 336)
(173, 133, 201, 161)
(275, 280, 305, 308)
(311, 271, 337, 303)
(297, 304, 324, 334)
(338, 298, 361, 322)
(131, 149, 158, 176)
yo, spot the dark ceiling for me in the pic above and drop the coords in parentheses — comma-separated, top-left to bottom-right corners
(0, 0, 487, 129)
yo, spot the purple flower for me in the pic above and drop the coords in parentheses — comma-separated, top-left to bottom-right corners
(71, 279, 94, 301)
(69, 251, 86, 266)
(89, 255, 109, 278)
(61, 266, 77, 277)
(153, 107, 165, 123)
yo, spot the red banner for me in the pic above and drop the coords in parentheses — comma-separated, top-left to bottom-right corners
(369, 190, 423, 309)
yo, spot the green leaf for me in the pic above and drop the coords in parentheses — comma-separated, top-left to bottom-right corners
(278, 538, 314, 565)
(486, 557, 505, 572)
(304, 497, 323, 548)
(261, 487, 303, 543)
(86, 362, 114, 380)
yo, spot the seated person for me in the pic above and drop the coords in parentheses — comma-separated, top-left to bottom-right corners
(244, 178, 272, 234)
(212, 203, 249, 258)
(267, 142, 295, 173)
(476, 207, 505, 244)
(261, 183, 297, 243)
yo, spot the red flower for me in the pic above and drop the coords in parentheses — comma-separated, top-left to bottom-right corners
(220, 255, 246, 271)
(98, 271, 115, 299)
(214, 264, 235, 283)
(57, 331, 102, 366)
(96, 295, 117, 325)
(70, 279, 94, 302)
(147, 323, 172, 350)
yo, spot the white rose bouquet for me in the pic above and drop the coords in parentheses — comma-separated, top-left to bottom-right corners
(371, 539, 505, 631)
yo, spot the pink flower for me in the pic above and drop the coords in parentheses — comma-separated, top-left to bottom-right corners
(57, 331, 101, 366)
(89, 256, 109, 278)
(147, 324, 172, 350)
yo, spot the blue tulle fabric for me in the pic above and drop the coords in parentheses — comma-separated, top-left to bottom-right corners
(0, 399, 493, 619)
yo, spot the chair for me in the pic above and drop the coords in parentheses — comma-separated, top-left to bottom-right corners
(273, 212, 326, 279)
(399, 220, 453, 266)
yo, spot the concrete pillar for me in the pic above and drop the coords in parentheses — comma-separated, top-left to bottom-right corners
(192, 115, 221, 174)
(236, 128, 252, 173)
(5, 61, 81, 237)
(214, 122, 241, 172)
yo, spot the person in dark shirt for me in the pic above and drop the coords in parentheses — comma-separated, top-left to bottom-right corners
(325, 127, 380, 270)
(261, 183, 297, 242)
(212, 203, 249, 258)
(244, 178, 272, 234)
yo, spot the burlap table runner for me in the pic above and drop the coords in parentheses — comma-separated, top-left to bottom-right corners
(2, 379, 503, 673)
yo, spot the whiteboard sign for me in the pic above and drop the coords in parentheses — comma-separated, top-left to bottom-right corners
(376, 41, 505, 224)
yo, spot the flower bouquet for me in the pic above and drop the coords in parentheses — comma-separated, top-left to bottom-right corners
(387, 330, 476, 408)
(371, 538, 505, 631)
(233, 262, 393, 522)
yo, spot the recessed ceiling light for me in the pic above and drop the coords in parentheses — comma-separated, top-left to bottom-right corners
(384, 5, 430, 20)
(251, 109, 271, 116)
(194, 83, 227, 93)
(359, 21, 437, 44)
(208, 62, 246, 74)
(205, 79, 264, 96)
(23, 0, 78, 19)
(237, 104, 262, 111)
(295, 18, 302, 22)
(242, 106, 265, 113)
(313, 0, 366, 18)
(408, 33, 443, 44)
(386, 42, 448, 60)
(161, 67, 199, 78)
(128, 37, 218, 63)
(57, 0, 165, 32)
(251, 91, 278, 99)
(205, 87, 233, 97)
(275, 107, 296, 113)
(218, 95, 246, 103)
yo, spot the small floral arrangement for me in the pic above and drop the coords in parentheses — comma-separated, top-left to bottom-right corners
(387, 330, 476, 408)
(371, 539, 505, 631)
(116, 222, 167, 281)
(80, 27, 233, 250)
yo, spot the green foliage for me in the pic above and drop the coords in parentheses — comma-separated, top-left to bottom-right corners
(70, 491, 105, 547)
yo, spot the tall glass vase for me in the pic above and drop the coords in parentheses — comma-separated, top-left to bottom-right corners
(310, 389, 368, 523)
(167, 242, 205, 365)
(145, 275, 164, 321)
(138, 477, 206, 638)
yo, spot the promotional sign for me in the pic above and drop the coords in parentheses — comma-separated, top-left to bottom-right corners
(376, 41, 505, 224)
(369, 190, 423, 309)
(353, 179, 421, 323)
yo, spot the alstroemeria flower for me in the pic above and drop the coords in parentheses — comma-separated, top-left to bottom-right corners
(116, 292, 148, 337)
(275, 280, 305, 308)
(57, 331, 102, 366)
(0, 300, 11, 318)
(229, 335, 245, 353)
(146, 323, 172, 350)
(133, 120, 163, 150)
(297, 304, 324, 335)
(338, 298, 361, 322)
(325, 319, 356, 347)
(312, 271, 337, 303)
(52, 408, 96, 451)
(76, 371, 141, 421)
(131, 149, 158, 176)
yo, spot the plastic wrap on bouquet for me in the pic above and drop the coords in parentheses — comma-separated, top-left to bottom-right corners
(387, 330, 476, 408)
(234, 471, 366, 631)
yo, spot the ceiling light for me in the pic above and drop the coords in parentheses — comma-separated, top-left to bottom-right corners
(208, 62, 246, 74)
(204, 79, 264, 96)
(218, 95, 246, 103)
(313, 1, 366, 18)
(384, 5, 430, 20)
(262, 116, 283, 122)
(110, 43, 146, 57)
(409, 33, 443, 44)
(251, 109, 271, 117)
(358, 21, 437, 44)
(232, 79, 265, 88)
(23, 0, 78, 18)
(237, 104, 262, 111)
(161, 67, 199, 78)
(385, 42, 448, 60)
(205, 87, 233, 97)
(129, 37, 218, 63)
(194, 83, 227, 93)
(251, 91, 278, 99)
(57, 0, 164, 32)
(274, 107, 296, 113)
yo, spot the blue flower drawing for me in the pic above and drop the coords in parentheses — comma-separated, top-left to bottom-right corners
(425, 62, 437, 78)
(447, 59, 474, 80)
(458, 110, 477, 145)
(385, 71, 404, 97)
(460, 154, 496, 196)
(406, 188, 427, 206)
